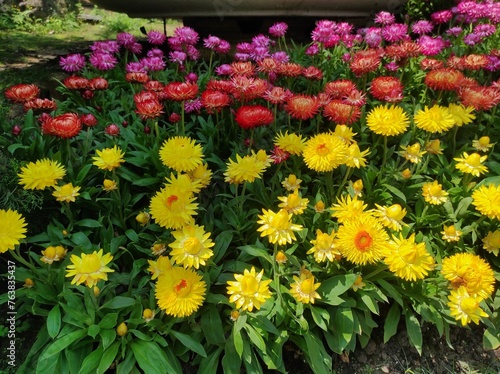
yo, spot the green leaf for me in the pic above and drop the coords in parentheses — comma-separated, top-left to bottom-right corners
(88, 324, 100, 339)
(76, 219, 102, 228)
(47, 305, 61, 339)
(131, 340, 181, 374)
(233, 329, 244, 358)
(170, 330, 207, 357)
(383, 303, 400, 343)
(330, 307, 355, 354)
(377, 279, 404, 306)
(320, 274, 358, 306)
(310, 306, 328, 331)
(360, 292, 379, 315)
(483, 327, 500, 350)
(100, 296, 136, 310)
(133, 177, 160, 186)
(125, 229, 139, 242)
(78, 346, 103, 374)
(40, 329, 87, 360)
(98, 312, 118, 329)
(244, 324, 266, 352)
(405, 312, 422, 355)
(36, 351, 60, 374)
(213, 230, 234, 263)
(70, 232, 94, 250)
(197, 347, 223, 374)
(200, 306, 226, 345)
(383, 183, 407, 203)
(303, 332, 332, 374)
(238, 245, 273, 264)
(75, 163, 93, 186)
(454, 196, 473, 218)
(99, 329, 116, 350)
(97, 342, 120, 374)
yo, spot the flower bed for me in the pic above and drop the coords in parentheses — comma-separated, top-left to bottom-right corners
(1, 1, 499, 373)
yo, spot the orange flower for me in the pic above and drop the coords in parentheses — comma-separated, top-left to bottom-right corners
(201, 90, 232, 113)
(424, 68, 465, 91)
(276, 62, 303, 77)
(125, 72, 150, 84)
(235, 105, 274, 129)
(323, 100, 361, 124)
(463, 54, 489, 70)
(63, 76, 90, 90)
(257, 57, 280, 74)
(370, 76, 404, 102)
(302, 66, 323, 80)
(23, 98, 57, 113)
(284, 94, 321, 120)
(42, 113, 82, 139)
(134, 91, 163, 120)
(229, 61, 255, 76)
(5, 84, 40, 103)
(324, 79, 357, 99)
(263, 86, 292, 104)
(420, 58, 445, 70)
(459, 86, 500, 111)
(230, 76, 267, 101)
(349, 51, 381, 76)
(163, 82, 199, 101)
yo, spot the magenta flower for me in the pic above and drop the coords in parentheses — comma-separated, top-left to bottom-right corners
(90, 41, 120, 54)
(169, 51, 187, 65)
(463, 33, 482, 46)
(147, 48, 164, 58)
(89, 52, 118, 71)
(236, 42, 254, 54)
(173, 26, 199, 45)
(336, 22, 354, 35)
(126, 62, 146, 74)
(59, 54, 86, 72)
(363, 28, 383, 48)
(185, 45, 201, 61)
(215, 64, 232, 76)
(184, 98, 202, 114)
(215, 40, 231, 54)
(185, 73, 198, 83)
(381, 24, 408, 43)
(269, 22, 288, 38)
(305, 43, 319, 56)
(271, 51, 289, 64)
(311, 20, 336, 44)
(374, 11, 395, 25)
(234, 53, 251, 61)
(251, 46, 270, 61)
(446, 27, 463, 37)
(141, 56, 166, 71)
(252, 34, 272, 48)
(129, 42, 143, 54)
(431, 10, 453, 24)
(411, 20, 433, 35)
(203, 35, 221, 50)
(116, 32, 136, 48)
(147, 30, 167, 45)
(473, 24, 496, 38)
(418, 36, 447, 56)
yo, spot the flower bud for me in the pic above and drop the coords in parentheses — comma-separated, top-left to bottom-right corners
(103, 179, 118, 192)
(169, 113, 181, 123)
(402, 168, 412, 179)
(352, 179, 363, 196)
(11, 125, 22, 135)
(117, 322, 128, 337)
(275, 250, 287, 264)
(230, 310, 240, 321)
(136, 212, 150, 226)
(143, 308, 155, 322)
(105, 124, 120, 136)
(24, 278, 35, 288)
(93, 286, 100, 297)
(314, 200, 325, 213)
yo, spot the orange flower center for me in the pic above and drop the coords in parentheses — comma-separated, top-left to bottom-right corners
(174, 279, 189, 295)
(166, 194, 179, 207)
(354, 230, 372, 251)
(316, 143, 330, 156)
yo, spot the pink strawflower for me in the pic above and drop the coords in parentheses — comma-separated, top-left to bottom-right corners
(431, 10, 453, 24)
(252, 34, 272, 48)
(306, 43, 319, 56)
(186, 73, 198, 83)
(251, 46, 270, 61)
(215, 40, 231, 54)
(486, 56, 500, 72)
(311, 20, 336, 44)
(203, 35, 221, 50)
(59, 54, 86, 72)
(116, 32, 136, 48)
(336, 22, 354, 35)
(269, 22, 288, 37)
(463, 34, 482, 46)
(474, 24, 496, 38)
(446, 27, 463, 37)
(235, 53, 251, 61)
(173, 26, 199, 45)
(363, 28, 383, 48)
(141, 56, 165, 71)
(126, 62, 146, 73)
(168, 36, 183, 50)
(129, 43, 142, 54)
(382, 23, 408, 43)
(90, 41, 120, 54)
(184, 98, 202, 114)
(147, 48, 164, 58)
(147, 30, 167, 45)
(385, 61, 399, 71)
(418, 36, 447, 56)
(215, 64, 232, 76)
(89, 52, 118, 71)
(185, 45, 200, 61)
(412, 20, 433, 35)
(236, 42, 254, 54)
(169, 51, 187, 65)
(271, 51, 289, 63)
(374, 11, 395, 25)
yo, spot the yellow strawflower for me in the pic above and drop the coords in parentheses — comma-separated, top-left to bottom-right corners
(482, 230, 500, 256)
(92, 145, 125, 171)
(52, 183, 80, 203)
(224, 153, 267, 184)
(226, 267, 272, 312)
(366, 105, 410, 136)
(256, 208, 303, 245)
(454, 152, 488, 177)
(290, 271, 321, 304)
(302, 132, 348, 172)
(330, 195, 368, 223)
(0, 209, 27, 253)
(149, 185, 198, 229)
(441, 225, 462, 242)
(65, 249, 114, 288)
(18, 159, 66, 190)
(169, 225, 214, 269)
(471, 184, 500, 220)
(399, 143, 426, 164)
(422, 180, 449, 205)
(447, 286, 488, 326)
(373, 204, 407, 231)
(274, 131, 306, 155)
(277, 189, 309, 215)
(159, 136, 204, 172)
(414, 105, 455, 133)
(307, 229, 341, 263)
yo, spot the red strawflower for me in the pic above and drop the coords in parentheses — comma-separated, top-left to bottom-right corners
(270, 145, 290, 164)
(350, 55, 381, 76)
(134, 91, 164, 119)
(459, 86, 500, 111)
(163, 82, 199, 101)
(81, 90, 94, 100)
(63, 76, 90, 90)
(231, 76, 268, 101)
(89, 77, 108, 90)
(324, 79, 357, 100)
(323, 100, 361, 124)
(284, 94, 321, 120)
(38, 112, 52, 126)
(424, 68, 465, 91)
(276, 62, 303, 77)
(401, 41, 422, 58)
(463, 54, 489, 71)
(263, 86, 292, 105)
(447, 56, 465, 70)
(23, 98, 57, 112)
(370, 76, 404, 102)
(81, 113, 98, 127)
(206, 79, 234, 93)
(201, 90, 232, 113)
(5, 84, 40, 103)
(257, 58, 280, 74)
(43, 113, 82, 139)
(302, 66, 323, 80)
(230, 61, 255, 76)
(420, 58, 444, 70)
(169, 113, 181, 123)
(343, 89, 367, 107)
(125, 72, 150, 84)
(235, 105, 274, 129)
(144, 80, 164, 93)
(11, 125, 22, 136)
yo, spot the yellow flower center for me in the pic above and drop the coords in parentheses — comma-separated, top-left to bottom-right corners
(429, 184, 443, 196)
(460, 297, 479, 314)
(287, 194, 301, 207)
(82, 254, 102, 273)
(444, 226, 457, 236)
(386, 204, 404, 220)
(316, 143, 330, 156)
(300, 278, 315, 294)
(184, 237, 202, 255)
(43, 246, 56, 259)
(241, 275, 259, 295)
(465, 153, 481, 167)
(478, 136, 490, 146)
(273, 210, 290, 230)
(354, 230, 372, 251)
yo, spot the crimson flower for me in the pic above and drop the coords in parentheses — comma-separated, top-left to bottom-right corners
(5, 84, 40, 103)
(134, 91, 164, 120)
(163, 82, 199, 101)
(42, 113, 82, 139)
(64, 76, 90, 90)
(284, 94, 321, 120)
(370, 76, 404, 102)
(201, 90, 232, 113)
(323, 100, 361, 124)
(235, 105, 274, 129)
(89, 77, 109, 90)
(23, 98, 57, 112)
